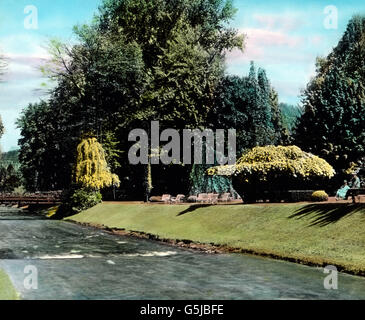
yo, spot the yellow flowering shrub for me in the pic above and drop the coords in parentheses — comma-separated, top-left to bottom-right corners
(75, 137, 120, 190)
(345, 162, 360, 175)
(207, 146, 335, 203)
(208, 145, 335, 181)
(311, 190, 329, 202)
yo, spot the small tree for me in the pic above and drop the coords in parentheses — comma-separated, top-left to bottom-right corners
(75, 137, 120, 190)
(56, 137, 120, 217)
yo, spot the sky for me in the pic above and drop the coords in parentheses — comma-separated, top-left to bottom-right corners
(0, 0, 365, 151)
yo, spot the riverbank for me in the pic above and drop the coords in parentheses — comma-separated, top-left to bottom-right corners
(67, 202, 365, 276)
(0, 269, 18, 300)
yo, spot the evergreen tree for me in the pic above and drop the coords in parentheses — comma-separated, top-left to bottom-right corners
(193, 63, 289, 195)
(211, 63, 288, 154)
(295, 16, 365, 172)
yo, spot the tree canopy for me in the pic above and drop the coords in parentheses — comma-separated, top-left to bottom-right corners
(211, 62, 290, 155)
(75, 137, 120, 190)
(17, 0, 245, 196)
(295, 15, 365, 173)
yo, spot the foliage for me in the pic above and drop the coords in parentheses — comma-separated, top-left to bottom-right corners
(211, 64, 290, 155)
(1, 150, 20, 165)
(0, 150, 22, 193)
(18, 0, 244, 199)
(0, 164, 22, 193)
(280, 103, 302, 135)
(200, 63, 290, 196)
(57, 186, 102, 217)
(16, 101, 71, 191)
(0, 116, 4, 142)
(75, 137, 120, 190)
(97, 0, 243, 200)
(208, 146, 335, 179)
(69, 188, 102, 212)
(311, 191, 329, 202)
(12, 186, 26, 196)
(102, 131, 123, 173)
(208, 146, 335, 202)
(189, 164, 231, 195)
(295, 16, 365, 173)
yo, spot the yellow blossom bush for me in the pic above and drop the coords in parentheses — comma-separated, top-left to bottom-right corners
(208, 146, 335, 203)
(311, 190, 329, 202)
(208, 145, 335, 180)
(75, 137, 120, 190)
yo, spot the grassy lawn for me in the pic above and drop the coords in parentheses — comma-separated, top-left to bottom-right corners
(0, 269, 18, 300)
(68, 202, 365, 274)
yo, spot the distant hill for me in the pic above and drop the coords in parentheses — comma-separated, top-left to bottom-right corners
(0, 150, 20, 169)
(280, 103, 303, 134)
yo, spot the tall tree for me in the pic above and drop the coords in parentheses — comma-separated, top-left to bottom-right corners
(18, 0, 244, 197)
(211, 63, 288, 154)
(295, 16, 365, 172)
(194, 63, 289, 195)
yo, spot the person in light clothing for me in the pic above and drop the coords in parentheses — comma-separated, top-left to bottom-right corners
(336, 180, 350, 201)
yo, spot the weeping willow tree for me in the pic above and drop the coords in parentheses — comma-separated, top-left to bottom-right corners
(75, 137, 120, 190)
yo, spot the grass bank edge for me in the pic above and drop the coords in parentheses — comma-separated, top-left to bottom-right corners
(0, 269, 19, 300)
(66, 202, 365, 276)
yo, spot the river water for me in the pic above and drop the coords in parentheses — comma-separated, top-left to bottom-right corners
(0, 207, 364, 300)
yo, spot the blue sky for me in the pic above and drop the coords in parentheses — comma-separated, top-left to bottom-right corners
(0, 0, 364, 151)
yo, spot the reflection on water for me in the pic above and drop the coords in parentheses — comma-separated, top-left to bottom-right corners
(0, 206, 364, 300)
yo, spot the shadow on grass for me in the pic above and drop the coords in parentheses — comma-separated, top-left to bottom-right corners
(289, 203, 365, 227)
(177, 204, 213, 216)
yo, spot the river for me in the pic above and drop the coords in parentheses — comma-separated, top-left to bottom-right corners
(0, 207, 364, 300)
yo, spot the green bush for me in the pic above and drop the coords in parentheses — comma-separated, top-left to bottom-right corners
(70, 188, 102, 212)
(56, 186, 102, 218)
(311, 191, 329, 202)
(12, 186, 26, 195)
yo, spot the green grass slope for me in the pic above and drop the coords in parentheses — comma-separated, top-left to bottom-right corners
(0, 269, 18, 300)
(68, 203, 365, 274)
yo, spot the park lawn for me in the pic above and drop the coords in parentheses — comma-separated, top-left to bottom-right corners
(68, 202, 365, 275)
(0, 269, 18, 300)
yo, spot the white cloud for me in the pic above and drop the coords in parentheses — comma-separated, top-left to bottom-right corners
(253, 13, 304, 32)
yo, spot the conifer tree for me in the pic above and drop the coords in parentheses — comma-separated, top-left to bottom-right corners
(295, 16, 365, 172)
